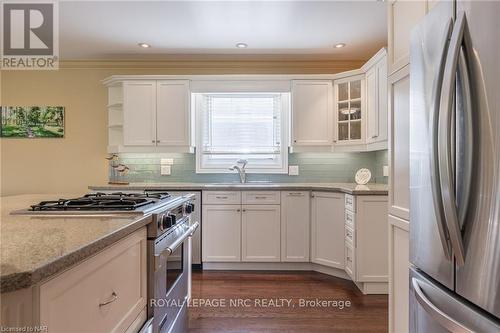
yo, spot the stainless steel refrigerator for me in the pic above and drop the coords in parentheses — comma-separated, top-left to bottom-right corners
(410, 0, 500, 331)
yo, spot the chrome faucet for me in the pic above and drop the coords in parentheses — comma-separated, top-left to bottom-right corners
(229, 159, 248, 183)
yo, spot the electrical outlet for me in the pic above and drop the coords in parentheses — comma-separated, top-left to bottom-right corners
(161, 165, 171, 175)
(161, 158, 174, 165)
(383, 165, 389, 177)
(288, 165, 299, 176)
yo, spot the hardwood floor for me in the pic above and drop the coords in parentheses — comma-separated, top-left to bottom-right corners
(188, 271, 388, 332)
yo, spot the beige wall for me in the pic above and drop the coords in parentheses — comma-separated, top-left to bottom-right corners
(0, 57, 363, 196)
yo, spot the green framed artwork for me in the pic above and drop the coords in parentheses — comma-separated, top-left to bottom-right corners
(0, 106, 65, 138)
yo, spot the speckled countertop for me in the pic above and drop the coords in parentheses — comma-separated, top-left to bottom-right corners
(90, 182, 388, 195)
(0, 194, 151, 293)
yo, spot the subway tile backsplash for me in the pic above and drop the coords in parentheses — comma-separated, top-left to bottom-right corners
(111, 150, 388, 184)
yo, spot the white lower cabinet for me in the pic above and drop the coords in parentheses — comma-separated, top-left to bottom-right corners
(311, 192, 345, 269)
(39, 228, 147, 333)
(281, 191, 310, 262)
(202, 204, 241, 262)
(389, 214, 410, 333)
(242, 205, 281, 262)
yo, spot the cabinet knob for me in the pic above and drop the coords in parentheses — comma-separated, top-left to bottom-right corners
(151, 140, 155, 143)
(293, 140, 297, 143)
(236, 209, 241, 212)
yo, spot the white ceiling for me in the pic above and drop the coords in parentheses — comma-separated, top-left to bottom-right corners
(59, 1, 387, 60)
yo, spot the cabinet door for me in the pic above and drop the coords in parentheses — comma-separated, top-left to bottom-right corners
(334, 76, 365, 144)
(291, 80, 333, 146)
(388, 214, 409, 333)
(242, 205, 281, 262)
(281, 191, 310, 262)
(367, 58, 389, 144)
(366, 66, 378, 143)
(311, 192, 345, 269)
(202, 205, 241, 262)
(156, 80, 191, 146)
(123, 81, 156, 146)
(355, 196, 389, 282)
(388, 0, 427, 74)
(388, 66, 410, 220)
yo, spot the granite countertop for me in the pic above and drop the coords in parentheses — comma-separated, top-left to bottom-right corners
(90, 182, 389, 195)
(0, 194, 151, 293)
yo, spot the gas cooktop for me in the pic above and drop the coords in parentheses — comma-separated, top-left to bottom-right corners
(11, 191, 182, 215)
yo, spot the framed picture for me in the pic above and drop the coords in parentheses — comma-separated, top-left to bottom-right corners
(0, 106, 65, 138)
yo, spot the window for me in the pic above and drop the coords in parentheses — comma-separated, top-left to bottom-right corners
(195, 92, 289, 173)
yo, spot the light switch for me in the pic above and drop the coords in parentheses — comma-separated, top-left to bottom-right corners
(161, 158, 174, 165)
(288, 165, 299, 176)
(161, 165, 171, 175)
(383, 165, 389, 177)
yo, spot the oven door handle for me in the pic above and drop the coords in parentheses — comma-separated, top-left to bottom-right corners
(154, 222, 199, 269)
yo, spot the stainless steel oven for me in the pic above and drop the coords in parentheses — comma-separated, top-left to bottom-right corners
(142, 195, 199, 333)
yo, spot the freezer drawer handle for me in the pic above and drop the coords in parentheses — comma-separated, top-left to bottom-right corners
(412, 278, 472, 333)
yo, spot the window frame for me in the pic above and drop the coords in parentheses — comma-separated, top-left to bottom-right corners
(194, 92, 290, 174)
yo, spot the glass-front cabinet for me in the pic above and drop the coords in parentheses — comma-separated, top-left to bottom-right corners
(334, 75, 365, 144)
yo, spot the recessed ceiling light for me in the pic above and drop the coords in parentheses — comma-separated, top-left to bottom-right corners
(236, 43, 248, 49)
(335, 43, 346, 48)
(138, 43, 151, 48)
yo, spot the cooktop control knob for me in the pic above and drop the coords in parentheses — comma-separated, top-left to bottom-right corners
(185, 203, 194, 214)
(162, 214, 174, 229)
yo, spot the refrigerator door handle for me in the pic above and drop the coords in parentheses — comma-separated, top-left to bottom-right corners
(438, 12, 469, 266)
(430, 18, 454, 260)
(412, 278, 473, 333)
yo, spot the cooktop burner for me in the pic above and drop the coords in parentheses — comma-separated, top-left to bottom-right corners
(29, 191, 172, 211)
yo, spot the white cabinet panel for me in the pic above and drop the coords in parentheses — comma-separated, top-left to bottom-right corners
(156, 80, 190, 146)
(202, 191, 241, 205)
(242, 191, 281, 205)
(281, 191, 310, 262)
(291, 80, 333, 146)
(389, 66, 410, 220)
(367, 56, 388, 144)
(202, 205, 241, 262)
(388, 0, 427, 74)
(311, 192, 345, 269)
(355, 196, 389, 282)
(242, 205, 281, 262)
(39, 228, 147, 333)
(123, 81, 156, 146)
(389, 214, 410, 333)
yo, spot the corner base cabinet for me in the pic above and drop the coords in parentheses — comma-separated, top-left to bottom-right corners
(311, 192, 345, 269)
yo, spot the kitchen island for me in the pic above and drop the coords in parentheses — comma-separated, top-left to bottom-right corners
(0, 194, 150, 332)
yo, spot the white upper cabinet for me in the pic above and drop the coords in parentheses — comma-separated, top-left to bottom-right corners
(291, 80, 333, 146)
(106, 79, 192, 153)
(366, 53, 388, 146)
(156, 80, 191, 146)
(123, 81, 157, 146)
(311, 192, 345, 269)
(388, 0, 428, 75)
(334, 75, 365, 145)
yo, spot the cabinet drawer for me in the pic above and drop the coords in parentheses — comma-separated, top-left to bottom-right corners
(242, 191, 281, 205)
(40, 228, 147, 333)
(345, 225, 355, 246)
(203, 191, 241, 205)
(345, 194, 356, 212)
(345, 209, 355, 228)
(345, 243, 355, 280)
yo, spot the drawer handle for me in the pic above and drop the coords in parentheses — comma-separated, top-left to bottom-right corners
(254, 196, 267, 199)
(215, 196, 228, 199)
(347, 256, 352, 262)
(288, 192, 304, 196)
(99, 291, 118, 307)
(346, 230, 352, 237)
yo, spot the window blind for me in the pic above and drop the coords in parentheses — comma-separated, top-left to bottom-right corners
(201, 94, 282, 156)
